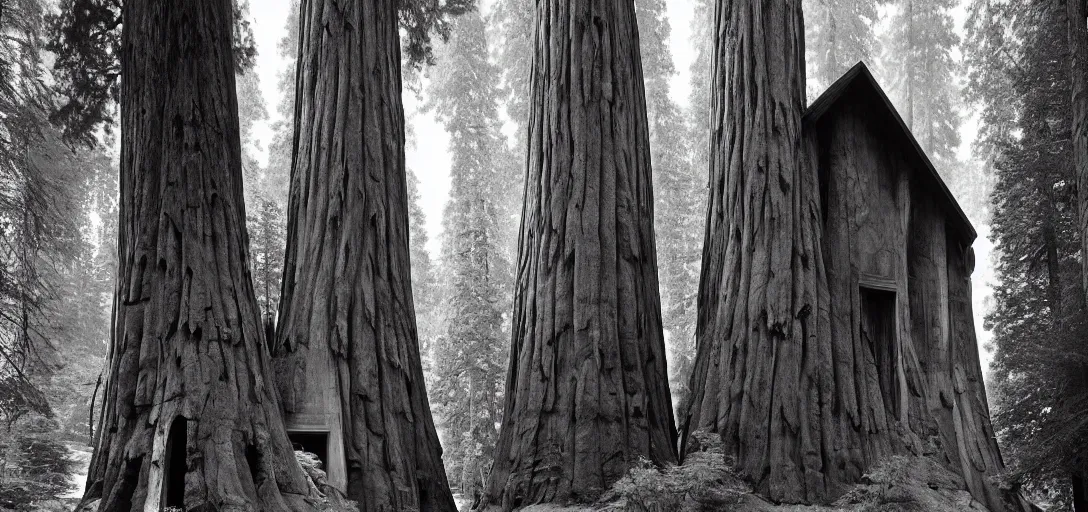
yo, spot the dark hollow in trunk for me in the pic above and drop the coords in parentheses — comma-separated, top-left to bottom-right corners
(271, 0, 456, 510)
(77, 0, 317, 510)
(861, 287, 899, 421)
(164, 417, 187, 508)
(480, 0, 678, 509)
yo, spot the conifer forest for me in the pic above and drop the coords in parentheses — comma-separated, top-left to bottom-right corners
(3, 0, 1088, 510)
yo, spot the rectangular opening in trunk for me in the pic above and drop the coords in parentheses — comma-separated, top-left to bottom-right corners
(860, 286, 900, 421)
(288, 431, 329, 469)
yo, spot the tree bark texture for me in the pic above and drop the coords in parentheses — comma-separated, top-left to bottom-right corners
(480, 0, 678, 508)
(1071, 0, 1088, 305)
(271, 0, 456, 510)
(681, 0, 828, 504)
(680, 3, 1018, 507)
(1066, 3, 1088, 506)
(78, 1, 317, 510)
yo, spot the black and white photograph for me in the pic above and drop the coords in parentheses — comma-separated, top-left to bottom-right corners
(0, 0, 1086, 510)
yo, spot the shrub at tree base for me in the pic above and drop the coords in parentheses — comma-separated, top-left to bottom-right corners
(492, 432, 1034, 512)
(0, 417, 76, 511)
(294, 451, 359, 512)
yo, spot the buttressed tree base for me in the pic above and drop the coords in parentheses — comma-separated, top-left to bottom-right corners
(78, 0, 317, 510)
(681, 1, 1027, 510)
(271, 0, 456, 511)
(481, 0, 678, 508)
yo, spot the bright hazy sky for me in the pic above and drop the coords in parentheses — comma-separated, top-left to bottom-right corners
(246, 0, 697, 256)
(244, 0, 997, 375)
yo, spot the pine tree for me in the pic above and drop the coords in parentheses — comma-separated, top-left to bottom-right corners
(635, 0, 704, 418)
(1, 0, 107, 463)
(407, 170, 440, 370)
(966, 0, 1088, 506)
(884, 0, 961, 166)
(887, 0, 988, 220)
(488, 0, 532, 262)
(234, 64, 283, 324)
(249, 198, 286, 324)
(237, 68, 270, 208)
(264, 0, 300, 210)
(425, 9, 512, 500)
(804, 0, 884, 93)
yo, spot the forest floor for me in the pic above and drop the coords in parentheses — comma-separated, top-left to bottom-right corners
(61, 436, 992, 512)
(499, 433, 994, 512)
(65, 443, 92, 499)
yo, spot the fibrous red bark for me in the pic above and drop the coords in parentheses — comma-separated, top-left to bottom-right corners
(271, 0, 456, 510)
(78, 0, 317, 510)
(480, 1, 678, 509)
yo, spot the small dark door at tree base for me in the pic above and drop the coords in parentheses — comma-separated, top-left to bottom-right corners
(288, 431, 329, 469)
(860, 286, 901, 421)
(164, 417, 187, 508)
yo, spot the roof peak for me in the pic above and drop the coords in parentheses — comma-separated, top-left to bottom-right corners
(803, 61, 977, 242)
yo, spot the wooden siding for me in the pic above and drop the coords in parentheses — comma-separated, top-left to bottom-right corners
(810, 87, 1012, 510)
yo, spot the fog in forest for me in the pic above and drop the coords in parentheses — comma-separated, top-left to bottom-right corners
(2, 0, 1086, 510)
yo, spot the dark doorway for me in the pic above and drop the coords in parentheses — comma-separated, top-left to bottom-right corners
(164, 416, 187, 507)
(860, 286, 900, 420)
(288, 431, 329, 468)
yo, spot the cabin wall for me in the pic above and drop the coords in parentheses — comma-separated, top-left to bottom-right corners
(813, 97, 1008, 510)
(818, 98, 908, 480)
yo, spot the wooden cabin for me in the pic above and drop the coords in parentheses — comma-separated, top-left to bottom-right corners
(803, 62, 1011, 509)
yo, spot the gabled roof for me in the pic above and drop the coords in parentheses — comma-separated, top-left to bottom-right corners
(803, 62, 977, 243)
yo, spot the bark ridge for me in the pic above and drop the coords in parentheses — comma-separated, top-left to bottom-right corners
(481, 0, 678, 509)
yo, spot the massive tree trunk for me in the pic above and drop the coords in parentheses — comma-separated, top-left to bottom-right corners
(680, 0, 829, 504)
(480, 0, 677, 508)
(682, 1, 1021, 509)
(1068, 3, 1088, 509)
(1072, 0, 1088, 305)
(271, 0, 456, 510)
(77, 1, 317, 510)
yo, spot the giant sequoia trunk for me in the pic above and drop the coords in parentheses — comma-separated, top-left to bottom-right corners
(480, 1, 677, 508)
(1071, 0, 1088, 306)
(681, 1, 1019, 509)
(78, 1, 317, 510)
(271, 0, 456, 510)
(680, 0, 827, 503)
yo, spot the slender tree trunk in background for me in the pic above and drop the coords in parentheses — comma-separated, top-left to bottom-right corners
(905, 0, 915, 130)
(480, 0, 678, 508)
(822, 2, 838, 87)
(78, 1, 317, 510)
(680, 0, 841, 503)
(272, 0, 455, 510)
